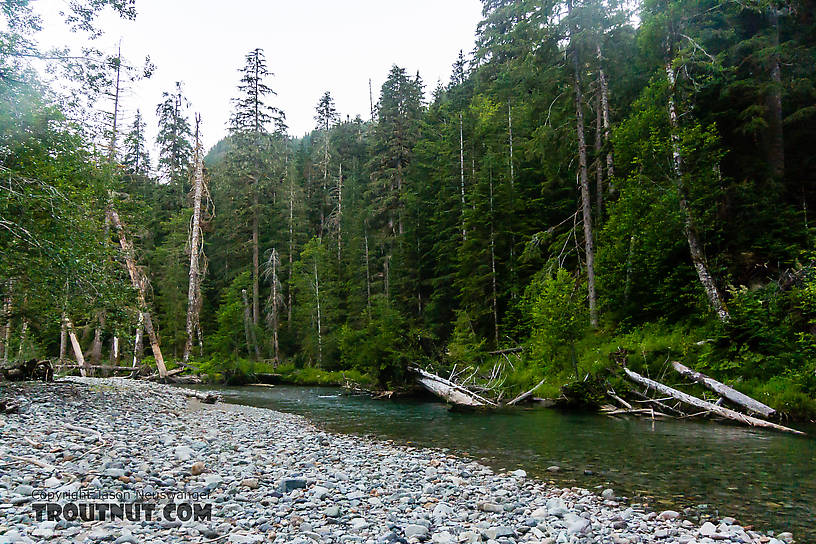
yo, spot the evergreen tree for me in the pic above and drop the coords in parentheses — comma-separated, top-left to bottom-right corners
(122, 109, 151, 177)
(155, 81, 193, 200)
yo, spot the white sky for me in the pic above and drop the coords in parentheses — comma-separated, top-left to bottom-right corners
(33, 0, 484, 154)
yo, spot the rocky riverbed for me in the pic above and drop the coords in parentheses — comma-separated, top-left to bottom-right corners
(0, 378, 797, 544)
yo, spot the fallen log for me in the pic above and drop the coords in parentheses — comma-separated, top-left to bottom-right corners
(412, 367, 496, 407)
(629, 389, 687, 416)
(1, 359, 53, 381)
(623, 368, 804, 435)
(181, 389, 219, 404)
(507, 378, 546, 406)
(671, 361, 775, 417)
(55, 364, 140, 371)
(602, 407, 672, 418)
(607, 390, 633, 410)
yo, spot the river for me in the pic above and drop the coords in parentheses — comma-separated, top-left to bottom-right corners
(188, 384, 816, 540)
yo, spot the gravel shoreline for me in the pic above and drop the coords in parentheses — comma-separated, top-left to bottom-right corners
(0, 378, 795, 544)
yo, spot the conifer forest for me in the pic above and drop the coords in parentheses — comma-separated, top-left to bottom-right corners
(2, 0, 816, 420)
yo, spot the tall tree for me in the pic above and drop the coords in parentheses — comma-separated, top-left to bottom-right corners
(227, 48, 286, 334)
(183, 115, 209, 363)
(156, 81, 193, 201)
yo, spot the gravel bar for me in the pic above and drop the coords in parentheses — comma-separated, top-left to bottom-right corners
(0, 378, 796, 544)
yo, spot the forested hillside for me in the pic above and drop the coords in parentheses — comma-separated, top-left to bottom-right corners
(2, 1, 816, 416)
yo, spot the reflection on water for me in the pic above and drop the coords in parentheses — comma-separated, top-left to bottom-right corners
(189, 384, 816, 539)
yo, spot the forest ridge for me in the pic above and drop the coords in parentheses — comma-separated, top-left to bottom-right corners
(1, 1, 815, 417)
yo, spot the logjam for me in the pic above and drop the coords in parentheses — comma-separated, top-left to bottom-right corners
(413, 367, 496, 407)
(1, 359, 53, 381)
(671, 361, 775, 417)
(623, 367, 803, 435)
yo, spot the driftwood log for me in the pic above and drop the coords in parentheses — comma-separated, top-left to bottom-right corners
(507, 378, 546, 406)
(623, 368, 803, 435)
(181, 389, 219, 404)
(413, 367, 496, 407)
(1, 359, 53, 382)
(671, 361, 775, 417)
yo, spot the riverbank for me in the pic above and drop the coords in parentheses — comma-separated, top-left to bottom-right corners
(0, 379, 796, 544)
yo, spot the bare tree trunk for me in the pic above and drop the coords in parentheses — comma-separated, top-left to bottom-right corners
(623, 234, 635, 304)
(623, 367, 802, 435)
(671, 361, 776, 417)
(337, 161, 343, 264)
(16, 315, 28, 362)
(569, 2, 599, 328)
(252, 194, 260, 327)
(89, 313, 104, 366)
(369, 78, 375, 121)
(508, 101, 514, 189)
(0, 283, 11, 365)
(384, 253, 390, 301)
(241, 289, 253, 358)
(288, 169, 295, 327)
(106, 207, 169, 377)
(272, 255, 279, 361)
(489, 170, 499, 346)
(766, 7, 785, 181)
(397, 162, 404, 236)
(459, 112, 467, 241)
(314, 256, 322, 366)
(364, 226, 371, 313)
(108, 42, 122, 162)
(65, 318, 89, 377)
(59, 313, 67, 364)
(597, 44, 614, 186)
(132, 312, 144, 368)
(666, 56, 729, 322)
(110, 336, 120, 366)
(595, 88, 604, 224)
(184, 116, 206, 364)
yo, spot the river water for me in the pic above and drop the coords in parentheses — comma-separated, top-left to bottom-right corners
(190, 384, 816, 539)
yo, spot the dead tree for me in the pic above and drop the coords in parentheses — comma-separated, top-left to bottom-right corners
(184, 115, 208, 364)
(241, 288, 260, 360)
(568, 0, 599, 328)
(65, 318, 90, 377)
(263, 248, 283, 362)
(665, 42, 729, 322)
(671, 361, 775, 417)
(106, 207, 168, 378)
(623, 367, 803, 435)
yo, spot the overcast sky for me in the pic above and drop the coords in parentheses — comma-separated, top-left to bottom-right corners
(34, 0, 484, 153)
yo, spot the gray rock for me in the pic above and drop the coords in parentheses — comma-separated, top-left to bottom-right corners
(658, 510, 680, 520)
(483, 526, 514, 540)
(279, 478, 307, 493)
(700, 522, 717, 537)
(174, 446, 193, 461)
(546, 497, 568, 517)
(405, 524, 428, 538)
(13, 485, 34, 496)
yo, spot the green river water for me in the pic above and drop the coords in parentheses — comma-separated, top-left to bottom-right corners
(191, 384, 816, 540)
